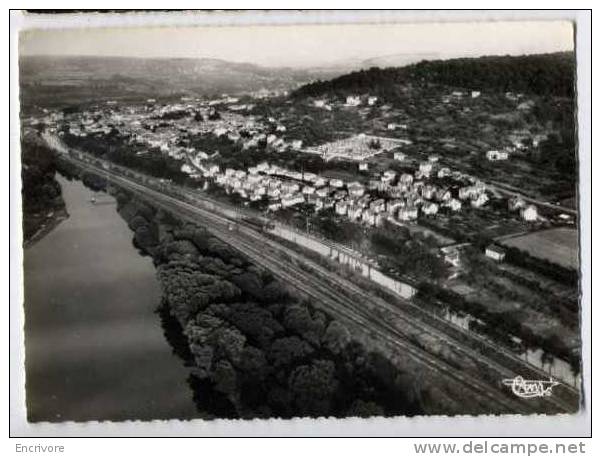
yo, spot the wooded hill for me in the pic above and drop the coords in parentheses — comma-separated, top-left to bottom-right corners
(293, 52, 575, 99)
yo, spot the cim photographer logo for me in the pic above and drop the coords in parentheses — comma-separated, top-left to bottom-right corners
(502, 376, 559, 398)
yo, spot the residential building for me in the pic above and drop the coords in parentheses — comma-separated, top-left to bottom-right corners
(398, 206, 418, 221)
(386, 199, 405, 215)
(471, 193, 489, 208)
(445, 198, 462, 212)
(268, 201, 282, 211)
(399, 173, 414, 185)
(370, 199, 386, 213)
(316, 186, 331, 198)
(346, 95, 361, 106)
(486, 150, 509, 161)
(422, 202, 439, 216)
(347, 204, 363, 221)
(302, 185, 316, 195)
(437, 167, 451, 178)
(281, 193, 305, 207)
(361, 209, 377, 226)
(335, 200, 349, 215)
(485, 245, 506, 261)
(419, 162, 434, 176)
(521, 205, 538, 221)
(347, 182, 366, 198)
(329, 178, 344, 188)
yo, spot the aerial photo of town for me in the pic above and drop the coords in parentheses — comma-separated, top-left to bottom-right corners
(17, 18, 582, 423)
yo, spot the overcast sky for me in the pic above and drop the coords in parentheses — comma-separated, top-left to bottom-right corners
(20, 21, 574, 68)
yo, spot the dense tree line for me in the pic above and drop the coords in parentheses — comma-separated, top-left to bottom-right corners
(21, 135, 65, 241)
(112, 191, 423, 419)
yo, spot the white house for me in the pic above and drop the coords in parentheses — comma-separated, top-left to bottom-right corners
(335, 200, 349, 215)
(471, 193, 489, 208)
(256, 161, 270, 172)
(370, 199, 386, 213)
(316, 187, 331, 198)
(281, 194, 305, 207)
(419, 162, 434, 175)
(281, 182, 300, 194)
(358, 162, 369, 171)
(422, 202, 439, 216)
(521, 205, 538, 221)
(347, 182, 365, 198)
(205, 164, 220, 176)
(445, 198, 462, 212)
(268, 201, 282, 212)
(485, 245, 506, 261)
(292, 140, 303, 149)
(394, 151, 406, 161)
(346, 95, 361, 106)
(347, 205, 363, 221)
(486, 150, 509, 161)
(471, 91, 481, 98)
(398, 206, 418, 221)
(399, 173, 414, 185)
(386, 199, 405, 215)
(437, 167, 451, 178)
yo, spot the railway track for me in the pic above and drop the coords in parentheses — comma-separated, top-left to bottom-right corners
(55, 152, 580, 415)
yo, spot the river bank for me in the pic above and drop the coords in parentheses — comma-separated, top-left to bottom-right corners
(109, 182, 425, 419)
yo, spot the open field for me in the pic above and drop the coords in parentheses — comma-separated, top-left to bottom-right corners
(501, 227, 579, 270)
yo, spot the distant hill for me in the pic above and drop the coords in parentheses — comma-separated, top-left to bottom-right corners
(292, 52, 575, 100)
(19, 55, 343, 110)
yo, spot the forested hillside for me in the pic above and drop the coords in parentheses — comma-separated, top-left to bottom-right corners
(293, 52, 575, 99)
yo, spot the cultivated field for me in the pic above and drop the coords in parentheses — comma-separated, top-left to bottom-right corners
(501, 227, 579, 270)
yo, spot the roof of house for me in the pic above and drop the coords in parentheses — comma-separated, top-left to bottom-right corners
(485, 245, 506, 255)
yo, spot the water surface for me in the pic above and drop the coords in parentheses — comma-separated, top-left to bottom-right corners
(23, 175, 199, 422)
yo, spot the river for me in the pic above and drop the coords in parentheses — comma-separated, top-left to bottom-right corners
(23, 174, 199, 422)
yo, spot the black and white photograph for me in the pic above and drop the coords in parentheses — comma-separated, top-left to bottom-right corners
(9, 9, 591, 438)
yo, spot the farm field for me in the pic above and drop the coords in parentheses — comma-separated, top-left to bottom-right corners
(501, 227, 579, 270)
